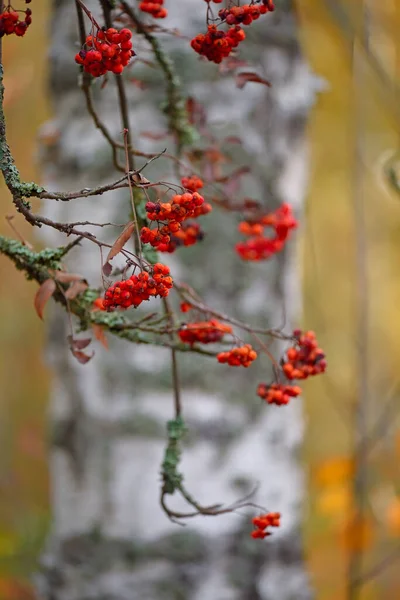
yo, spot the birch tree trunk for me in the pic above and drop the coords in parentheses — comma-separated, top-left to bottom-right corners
(37, 2, 318, 599)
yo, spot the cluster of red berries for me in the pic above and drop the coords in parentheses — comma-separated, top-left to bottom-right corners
(139, 0, 167, 19)
(103, 264, 173, 310)
(236, 203, 298, 261)
(282, 329, 327, 380)
(217, 344, 257, 367)
(181, 175, 204, 192)
(75, 28, 134, 77)
(145, 192, 205, 224)
(140, 180, 211, 253)
(256, 383, 302, 406)
(191, 24, 246, 64)
(218, 2, 274, 26)
(0, 6, 32, 38)
(251, 512, 281, 539)
(141, 221, 205, 253)
(170, 222, 205, 251)
(179, 319, 232, 345)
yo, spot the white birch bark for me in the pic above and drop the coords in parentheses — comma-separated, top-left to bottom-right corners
(36, 2, 320, 598)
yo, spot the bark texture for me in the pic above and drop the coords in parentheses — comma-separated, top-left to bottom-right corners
(36, 2, 319, 598)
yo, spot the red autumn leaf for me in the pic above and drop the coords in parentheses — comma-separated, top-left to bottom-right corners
(51, 271, 85, 283)
(67, 336, 92, 350)
(71, 348, 94, 364)
(102, 261, 112, 277)
(65, 280, 89, 300)
(92, 323, 109, 350)
(34, 278, 57, 320)
(235, 72, 271, 90)
(105, 221, 135, 264)
(219, 57, 248, 75)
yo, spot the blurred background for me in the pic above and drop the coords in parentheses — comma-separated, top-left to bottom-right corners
(1, 0, 400, 598)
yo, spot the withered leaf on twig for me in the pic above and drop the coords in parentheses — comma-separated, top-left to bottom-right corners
(102, 261, 113, 277)
(70, 349, 94, 364)
(105, 221, 135, 264)
(67, 335, 94, 364)
(92, 323, 109, 350)
(67, 335, 92, 351)
(51, 271, 85, 284)
(34, 279, 57, 320)
(65, 280, 89, 300)
(235, 72, 271, 89)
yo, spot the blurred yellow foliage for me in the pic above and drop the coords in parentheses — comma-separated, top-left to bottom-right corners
(317, 484, 353, 518)
(314, 457, 355, 488)
(386, 498, 400, 535)
(339, 514, 375, 553)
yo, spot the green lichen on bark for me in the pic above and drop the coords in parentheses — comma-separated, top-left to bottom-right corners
(161, 415, 187, 494)
(0, 235, 72, 278)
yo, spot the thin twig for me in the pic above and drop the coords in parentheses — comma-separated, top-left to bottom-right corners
(347, 29, 370, 600)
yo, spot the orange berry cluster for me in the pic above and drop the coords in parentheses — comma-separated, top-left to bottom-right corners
(217, 344, 257, 367)
(103, 264, 173, 310)
(181, 175, 204, 192)
(282, 329, 327, 380)
(256, 383, 302, 406)
(179, 319, 232, 345)
(191, 24, 246, 64)
(218, 2, 274, 26)
(0, 6, 32, 37)
(140, 184, 211, 253)
(145, 192, 205, 224)
(141, 221, 205, 253)
(170, 222, 205, 251)
(139, 0, 167, 19)
(236, 203, 298, 261)
(75, 28, 134, 77)
(251, 512, 280, 539)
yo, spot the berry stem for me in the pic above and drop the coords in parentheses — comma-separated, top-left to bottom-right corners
(163, 297, 182, 418)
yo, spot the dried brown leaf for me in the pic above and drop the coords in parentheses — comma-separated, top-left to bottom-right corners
(51, 271, 85, 283)
(34, 279, 56, 320)
(65, 280, 89, 300)
(106, 221, 135, 264)
(92, 324, 109, 350)
(102, 261, 112, 277)
(67, 335, 92, 350)
(71, 348, 94, 364)
(235, 72, 271, 90)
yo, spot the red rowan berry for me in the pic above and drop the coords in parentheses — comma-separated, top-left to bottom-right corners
(280, 330, 327, 381)
(181, 175, 204, 192)
(256, 382, 302, 406)
(139, 0, 168, 19)
(103, 264, 173, 310)
(180, 302, 193, 313)
(92, 298, 106, 311)
(0, 6, 32, 38)
(251, 512, 280, 539)
(217, 344, 257, 367)
(179, 319, 232, 345)
(236, 203, 298, 261)
(75, 27, 134, 78)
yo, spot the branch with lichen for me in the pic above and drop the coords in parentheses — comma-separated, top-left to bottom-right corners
(120, 1, 196, 153)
